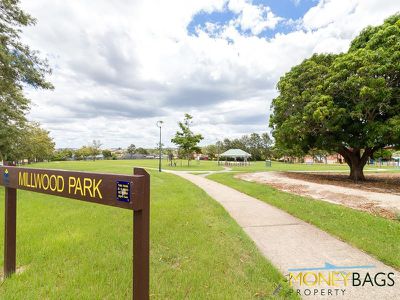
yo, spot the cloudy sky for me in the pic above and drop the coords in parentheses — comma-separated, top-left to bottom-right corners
(20, 0, 400, 149)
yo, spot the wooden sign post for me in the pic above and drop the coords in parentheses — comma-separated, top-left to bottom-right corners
(0, 165, 150, 300)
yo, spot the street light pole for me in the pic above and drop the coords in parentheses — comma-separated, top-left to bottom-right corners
(156, 121, 163, 172)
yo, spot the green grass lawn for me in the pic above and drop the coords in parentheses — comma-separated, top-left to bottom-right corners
(0, 161, 297, 299)
(207, 172, 400, 271)
(30, 159, 400, 174)
(33, 159, 224, 172)
(229, 160, 400, 172)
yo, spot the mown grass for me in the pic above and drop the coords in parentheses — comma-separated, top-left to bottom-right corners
(35, 159, 224, 172)
(27, 159, 400, 174)
(208, 172, 400, 270)
(229, 160, 400, 172)
(0, 161, 297, 299)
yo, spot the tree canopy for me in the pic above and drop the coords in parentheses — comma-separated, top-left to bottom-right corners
(127, 144, 136, 155)
(7, 122, 54, 162)
(102, 149, 112, 160)
(209, 132, 272, 161)
(89, 140, 102, 160)
(171, 114, 203, 166)
(270, 14, 400, 181)
(0, 0, 53, 161)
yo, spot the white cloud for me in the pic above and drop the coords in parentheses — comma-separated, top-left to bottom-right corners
(302, 0, 400, 33)
(18, 0, 400, 148)
(228, 0, 283, 34)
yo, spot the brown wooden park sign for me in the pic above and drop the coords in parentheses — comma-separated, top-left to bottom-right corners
(0, 164, 150, 300)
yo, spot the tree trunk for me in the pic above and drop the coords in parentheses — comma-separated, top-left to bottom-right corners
(349, 159, 365, 182)
(338, 146, 376, 182)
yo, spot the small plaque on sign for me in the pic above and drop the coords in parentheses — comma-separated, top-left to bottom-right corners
(117, 181, 131, 203)
(3, 169, 10, 186)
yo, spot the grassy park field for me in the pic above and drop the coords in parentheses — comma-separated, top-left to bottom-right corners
(208, 172, 400, 270)
(33, 159, 399, 173)
(1, 159, 399, 298)
(0, 160, 297, 299)
(38, 159, 225, 172)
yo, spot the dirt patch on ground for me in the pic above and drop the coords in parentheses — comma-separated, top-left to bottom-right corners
(236, 172, 400, 220)
(285, 172, 400, 195)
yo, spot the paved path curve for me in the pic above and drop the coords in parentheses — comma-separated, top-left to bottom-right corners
(168, 171, 400, 300)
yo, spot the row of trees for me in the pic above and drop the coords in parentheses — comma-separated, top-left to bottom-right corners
(202, 133, 272, 161)
(52, 142, 166, 161)
(75, 140, 102, 160)
(168, 114, 276, 163)
(53, 140, 102, 161)
(270, 14, 400, 181)
(126, 144, 151, 156)
(7, 122, 55, 162)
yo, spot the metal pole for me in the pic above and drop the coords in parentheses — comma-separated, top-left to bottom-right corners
(133, 168, 150, 300)
(156, 121, 163, 172)
(4, 161, 17, 278)
(159, 126, 162, 172)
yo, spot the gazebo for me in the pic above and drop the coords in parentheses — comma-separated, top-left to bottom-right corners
(219, 149, 251, 166)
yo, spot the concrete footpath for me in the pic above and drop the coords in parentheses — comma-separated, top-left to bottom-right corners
(169, 171, 400, 299)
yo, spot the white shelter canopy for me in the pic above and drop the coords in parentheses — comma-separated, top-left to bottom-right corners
(220, 149, 251, 159)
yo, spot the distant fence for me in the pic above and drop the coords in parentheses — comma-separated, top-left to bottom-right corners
(368, 159, 400, 167)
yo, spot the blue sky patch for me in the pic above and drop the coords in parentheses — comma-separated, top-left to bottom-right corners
(254, 0, 318, 20)
(187, 0, 318, 39)
(187, 7, 236, 36)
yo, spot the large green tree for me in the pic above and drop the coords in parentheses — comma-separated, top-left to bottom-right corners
(215, 132, 273, 160)
(101, 149, 112, 160)
(9, 122, 54, 162)
(75, 146, 91, 161)
(270, 14, 400, 181)
(171, 113, 203, 166)
(89, 140, 102, 160)
(202, 144, 218, 160)
(0, 0, 53, 161)
(126, 144, 136, 155)
(23, 122, 55, 162)
(247, 133, 273, 160)
(52, 148, 74, 161)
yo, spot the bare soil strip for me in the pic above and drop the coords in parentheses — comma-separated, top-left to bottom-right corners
(237, 172, 400, 219)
